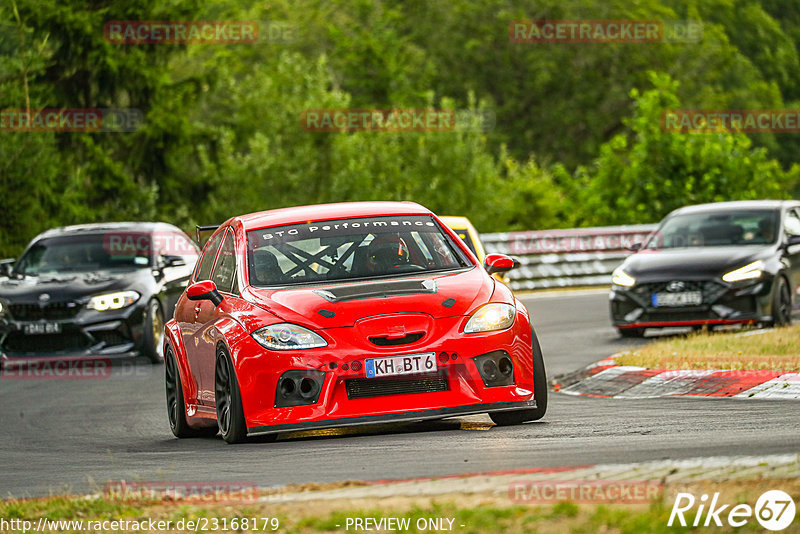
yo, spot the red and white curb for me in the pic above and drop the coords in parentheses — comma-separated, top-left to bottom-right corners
(254, 454, 800, 503)
(555, 356, 800, 399)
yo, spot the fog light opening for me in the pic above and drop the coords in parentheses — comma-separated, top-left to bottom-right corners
(350, 360, 362, 372)
(299, 377, 318, 399)
(438, 351, 449, 363)
(279, 377, 296, 398)
(482, 360, 498, 381)
(498, 355, 513, 377)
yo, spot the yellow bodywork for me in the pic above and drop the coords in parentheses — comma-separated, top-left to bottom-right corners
(440, 216, 510, 285)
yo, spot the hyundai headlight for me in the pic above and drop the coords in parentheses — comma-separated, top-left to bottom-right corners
(722, 260, 764, 283)
(611, 267, 636, 287)
(252, 323, 328, 350)
(464, 303, 515, 334)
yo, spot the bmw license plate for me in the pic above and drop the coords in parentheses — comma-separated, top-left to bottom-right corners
(652, 291, 702, 307)
(22, 322, 62, 335)
(365, 352, 437, 378)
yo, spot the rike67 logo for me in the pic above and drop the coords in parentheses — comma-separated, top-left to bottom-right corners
(669, 490, 796, 531)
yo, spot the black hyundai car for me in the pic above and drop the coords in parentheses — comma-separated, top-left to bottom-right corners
(0, 223, 199, 364)
(610, 200, 800, 337)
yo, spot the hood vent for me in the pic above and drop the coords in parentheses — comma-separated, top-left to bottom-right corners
(369, 332, 424, 347)
(314, 278, 437, 303)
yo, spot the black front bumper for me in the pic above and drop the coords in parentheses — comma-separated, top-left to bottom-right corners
(610, 277, 773, 329)
(0, 303, 146, 361)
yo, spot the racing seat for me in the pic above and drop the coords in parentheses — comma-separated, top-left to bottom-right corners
(250, 249, 284, 285)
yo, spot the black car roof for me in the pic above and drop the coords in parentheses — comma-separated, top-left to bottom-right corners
(670, 200, 800, 216)
(35, 222, 186, 240)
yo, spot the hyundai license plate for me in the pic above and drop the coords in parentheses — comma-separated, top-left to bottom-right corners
(652, 291, 702, 307)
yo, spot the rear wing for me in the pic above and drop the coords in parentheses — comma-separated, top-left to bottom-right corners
(195, 224, 220, 248)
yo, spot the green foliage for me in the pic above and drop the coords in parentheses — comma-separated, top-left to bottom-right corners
(1, 0, 799, 257)
(575, 72, 799, 226)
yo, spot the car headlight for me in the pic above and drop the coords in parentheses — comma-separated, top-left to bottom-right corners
(722, 260, 764, 283)
(86, 291, 140, 311)
(252, 323, 328, 350)
(611, 267, 636, 287)
(464, 303, 515, 334)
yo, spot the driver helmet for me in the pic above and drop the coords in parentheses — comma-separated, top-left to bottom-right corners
(367, 234, 410, 272)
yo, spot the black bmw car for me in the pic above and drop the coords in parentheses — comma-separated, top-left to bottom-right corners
(611, 200, 800, 337)
(0, 223, 199, 364)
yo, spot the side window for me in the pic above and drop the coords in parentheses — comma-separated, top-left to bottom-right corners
(211, 230, 237, 294)
(785, 210, 800, 237)
(195, 230, 224, 281)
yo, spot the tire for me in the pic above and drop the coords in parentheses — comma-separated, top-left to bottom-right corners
(165, 346, 214, 438)
(142, 299, 165, 364)
(490, 327, 548, 426)
(618, 327, 645, 338)
(770, 276, 792, 327)
(215, 347, 248, 444)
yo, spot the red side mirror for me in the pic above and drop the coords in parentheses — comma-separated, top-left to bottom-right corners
(187, 280, 223, 306)
(484, 253, 516, 275)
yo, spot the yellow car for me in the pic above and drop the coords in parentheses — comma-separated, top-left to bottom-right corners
(440, 216, 510, 285)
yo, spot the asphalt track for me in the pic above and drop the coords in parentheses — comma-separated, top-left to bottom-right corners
(1, 289, 798, 498)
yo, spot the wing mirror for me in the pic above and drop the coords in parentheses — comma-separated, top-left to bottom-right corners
(625, 242, 643, 252)
(160, 255, 186, 268)
(484, 253, 516, 275)
(187, 280, 223, 306)
(0, 259, 15, 278)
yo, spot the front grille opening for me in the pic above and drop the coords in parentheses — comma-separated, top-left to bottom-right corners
(91, 329, 131, 347)
(3, 332, 89, 354)
(368, 332, 424, 346)
(9, 302, 81, 321)
(345, 370, 449, 399)
(635, 280, 727, 306)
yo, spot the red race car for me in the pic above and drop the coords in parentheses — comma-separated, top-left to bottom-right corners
(164, 202, 547, 443)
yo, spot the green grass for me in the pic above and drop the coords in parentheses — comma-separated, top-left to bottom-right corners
(4, 480, 800, 533)
(615, 324, 800, 371)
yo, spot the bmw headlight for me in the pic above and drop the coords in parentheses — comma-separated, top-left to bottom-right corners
(611, 267, 636, 287)
(252, 323, 328, 350)
(86, 291, 140, 311)
(464, 303, 515, 334)
(722, 260, 764, 283)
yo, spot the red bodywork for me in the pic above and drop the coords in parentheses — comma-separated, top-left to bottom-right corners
(165, 202, 540, 436)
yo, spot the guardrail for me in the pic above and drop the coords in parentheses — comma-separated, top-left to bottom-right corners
(481, 224, 657, 291)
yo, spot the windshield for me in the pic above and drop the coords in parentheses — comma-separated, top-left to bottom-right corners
(15, 234, 152, 276)
(246, 215, 470, 287)
(646, 209, 779, 249)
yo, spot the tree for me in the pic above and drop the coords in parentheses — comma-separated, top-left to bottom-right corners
(574, 72, 799, 226)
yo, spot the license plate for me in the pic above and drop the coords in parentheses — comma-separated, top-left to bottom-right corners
(365, 352, 437, 378)
(22, 322, 62, 335)
(652, 291, 703, 307)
